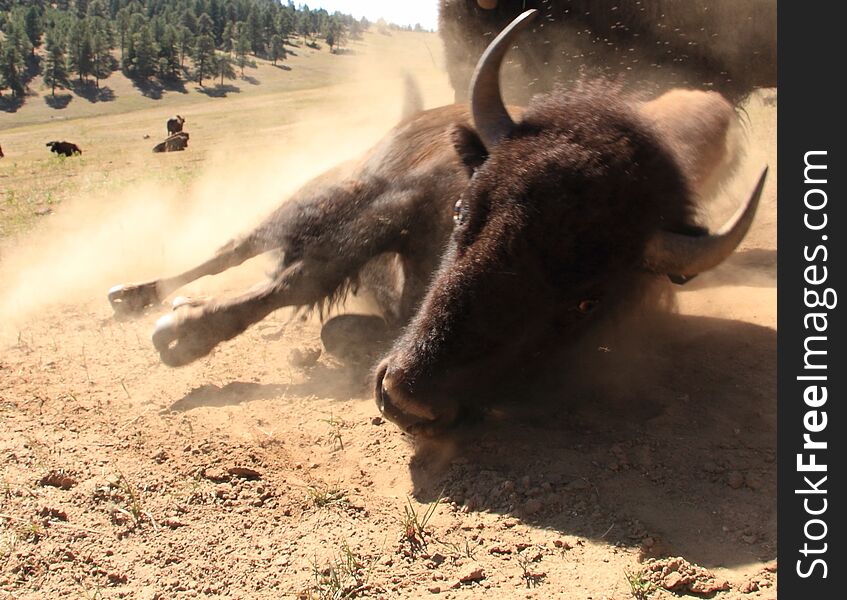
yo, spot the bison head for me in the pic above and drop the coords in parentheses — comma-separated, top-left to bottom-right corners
(375, 10, 766, 435)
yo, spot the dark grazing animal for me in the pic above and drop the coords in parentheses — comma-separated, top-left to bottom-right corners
(167, 115, 186, 135)
(108, 11, 764, 434)
(439, 0, 777, 104)
(46, 141, 82, 157)
(153, 132, 190, 153)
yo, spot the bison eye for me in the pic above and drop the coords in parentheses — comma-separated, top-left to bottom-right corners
(577, 299, 600, 314)
(453, 198, 466, 226)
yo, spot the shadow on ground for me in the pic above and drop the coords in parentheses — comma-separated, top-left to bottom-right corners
(71, 81, 116, 103)
(44, 93, 74, 109)
(0, 96, 24, 113)
(167, 363, 366, 412)
(406, 312, 776, 570)
(683, 248, 777, 290)
(132, 76, 188, 99)
(198, 84, 242, 98)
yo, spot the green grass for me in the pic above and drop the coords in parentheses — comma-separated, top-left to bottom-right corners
(0, 29, 449, 242)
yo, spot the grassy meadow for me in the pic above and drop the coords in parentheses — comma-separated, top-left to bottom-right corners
(0, 30, 451, 240)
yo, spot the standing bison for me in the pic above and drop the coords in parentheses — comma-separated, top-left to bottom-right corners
(167, 115, 186, 135)
(46, 141, 82, 157)
(109, 11, 764, 434)
(439, 0, 777, 104)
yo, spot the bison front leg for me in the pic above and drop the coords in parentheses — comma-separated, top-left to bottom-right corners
(108, 235, 271, 317)
(150, 258, 363, 367)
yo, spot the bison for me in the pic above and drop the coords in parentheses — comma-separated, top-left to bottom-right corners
(439, 0, 777, 104)
(46, 141, 82, 157)
(108, 10, 764, 435)
(167, 115, 186, 135)
(153, 132, 190, 153)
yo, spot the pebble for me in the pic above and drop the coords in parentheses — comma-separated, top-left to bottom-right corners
(523, 498, 543, 515)
(457, 565, 485, 583)
(727, 471, 744, 489)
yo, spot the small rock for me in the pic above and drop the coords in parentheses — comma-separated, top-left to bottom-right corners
(739, 579, 759, 593)
(38, 470, 77, 490)
(39, 507, 68, 521)
(702, 461, 723, 474)
(227, 466, 261, 480)
(202, 467, 229, 483)
(745, 472, 764, 491)
(727, 471, 744, 489)
(371, 416, 384, 426)
(663, 572, 684, 590)
(457, 565, 485, 584)
(565, 478, 590, 491)
(428, 586, 441, 594)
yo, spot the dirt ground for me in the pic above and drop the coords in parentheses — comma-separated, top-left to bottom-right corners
(0, 50, 776, 600)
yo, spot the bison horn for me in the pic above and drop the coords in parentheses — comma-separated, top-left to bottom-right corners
(643, 167, 768, 278)
(469, 9, 537, 149)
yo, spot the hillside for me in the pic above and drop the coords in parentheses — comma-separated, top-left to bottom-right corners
(1, 28, 451, 240)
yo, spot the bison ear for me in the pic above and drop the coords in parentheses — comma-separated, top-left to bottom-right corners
(451, 124, 488, 175)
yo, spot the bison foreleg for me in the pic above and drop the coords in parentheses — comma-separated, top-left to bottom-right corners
(108, 235, 271, 317)
(150, 258, 361, 367)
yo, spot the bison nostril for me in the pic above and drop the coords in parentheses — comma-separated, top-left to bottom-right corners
(374, 364, 440, 431)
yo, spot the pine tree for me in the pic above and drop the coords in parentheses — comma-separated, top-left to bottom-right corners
(24, 6, 44, 56)
(247, 7, 263, 55)
(158, 25, 180, 80)
(269, 34, 285, 66)
(197, 13, 214, 37)
(177, 25, 193, 68)
(234, 23, 250, 76)
(91, 29, 111, 87)
(115, 7, 130, 58)
(44, 30, 69, 95)
(222, 21, 234, 54)
(67, 19, 94, 83)
(325, 17, 345, 54)
(216, 52, 235, 86)
(0, 39, 26, 98)
(131, 24, 157, 79)
(192, 33, 216, 86)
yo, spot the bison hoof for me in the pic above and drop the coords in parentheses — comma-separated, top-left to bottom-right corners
(108, 282, 161, 317)
(171, 296, 206, 311)
(152, 311, 215, 367)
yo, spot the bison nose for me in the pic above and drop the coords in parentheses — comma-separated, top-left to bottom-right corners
(374, 363, 437, 431)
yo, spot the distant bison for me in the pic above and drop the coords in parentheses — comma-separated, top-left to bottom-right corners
(167, 115, 186, 135)
(153, 132, 189, 153)
(439, 0, 777, 104)
(46, 141, 82, 157)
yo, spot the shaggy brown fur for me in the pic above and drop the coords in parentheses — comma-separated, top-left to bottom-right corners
(46, 141, 82, 157)
(439, 0, 776, 103)
(376, 83, 706, 431)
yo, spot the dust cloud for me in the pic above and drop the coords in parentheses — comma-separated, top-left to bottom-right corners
(0, 36, 453, 344)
